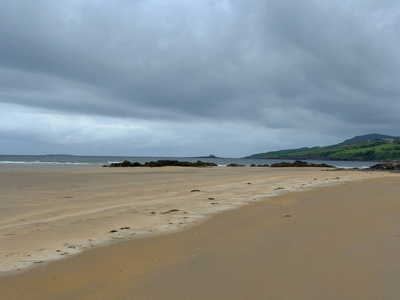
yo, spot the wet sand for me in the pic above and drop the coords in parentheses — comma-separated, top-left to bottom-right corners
(0, 167, 398, 299)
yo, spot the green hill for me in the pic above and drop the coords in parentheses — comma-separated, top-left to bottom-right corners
(247, 134, 400, 161)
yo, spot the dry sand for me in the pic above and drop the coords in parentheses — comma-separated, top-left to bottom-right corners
(0, 166, 398, 299)
(0, 166, 376, 275)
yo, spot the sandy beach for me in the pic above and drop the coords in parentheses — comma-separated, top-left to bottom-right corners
(0, 166, 398, 299)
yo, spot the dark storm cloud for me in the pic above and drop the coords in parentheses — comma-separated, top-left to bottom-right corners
(0, 0, 399, 155)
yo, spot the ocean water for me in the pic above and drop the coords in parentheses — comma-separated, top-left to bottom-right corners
(0, 154, 379, 169)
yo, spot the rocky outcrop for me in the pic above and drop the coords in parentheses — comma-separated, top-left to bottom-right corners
(270, 161, 335, 168)
(226, 163, 245, 167)
(106, 160, 142, 167)
(369, 162, 400, 170)
(105, 160, 218, 168)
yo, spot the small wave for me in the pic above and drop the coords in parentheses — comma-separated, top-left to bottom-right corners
(0, 161, 41, 164)
(0, 161, 97, 165)
(335, 165, 370, 169)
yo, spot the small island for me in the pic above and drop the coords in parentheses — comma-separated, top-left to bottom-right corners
(194, 154, 220, 159)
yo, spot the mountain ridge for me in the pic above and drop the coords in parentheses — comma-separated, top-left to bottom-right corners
(246, 134, 400, 161)
(333, 133, 398, 147)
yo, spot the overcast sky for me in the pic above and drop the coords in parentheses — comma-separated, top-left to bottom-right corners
(1, 0, 399, 157)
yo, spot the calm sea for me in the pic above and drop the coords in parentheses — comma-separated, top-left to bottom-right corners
(0, 154, 379, 169)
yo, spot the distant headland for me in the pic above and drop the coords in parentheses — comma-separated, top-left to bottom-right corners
(246, 133, 400, 161)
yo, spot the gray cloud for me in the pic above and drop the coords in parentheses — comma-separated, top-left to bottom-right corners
(0, 0, 399, 156)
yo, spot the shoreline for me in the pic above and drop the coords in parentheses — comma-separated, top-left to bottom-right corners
(0, 166, 387, 277)
(0, 174, 399, 299)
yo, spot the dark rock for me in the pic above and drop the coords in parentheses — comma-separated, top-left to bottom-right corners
(109, 160, 132, 167)
(227, 163, 244, 167)
(369, 162, 400, 170)
(270, 161, 335, 168)
(106, 160, 217, 168)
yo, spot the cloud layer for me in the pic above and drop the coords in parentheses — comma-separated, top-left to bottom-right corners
(1, 0, 399, 156)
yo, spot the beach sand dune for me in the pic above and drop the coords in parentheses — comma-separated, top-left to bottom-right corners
(0, 167, 398, 299)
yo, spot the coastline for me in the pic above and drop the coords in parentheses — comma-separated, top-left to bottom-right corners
(0, 174, 399, 299)
(0, 166, 387, 276)
(0, 154, 382, 169)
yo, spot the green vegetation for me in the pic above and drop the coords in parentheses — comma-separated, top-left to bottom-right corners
(247, 134, 400, 161)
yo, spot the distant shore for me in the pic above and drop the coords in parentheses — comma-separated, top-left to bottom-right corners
(0, 154, 383, 170)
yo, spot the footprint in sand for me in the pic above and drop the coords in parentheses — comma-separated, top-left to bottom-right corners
(6, 253, 20, 257)
(161, 209, 180, 214)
